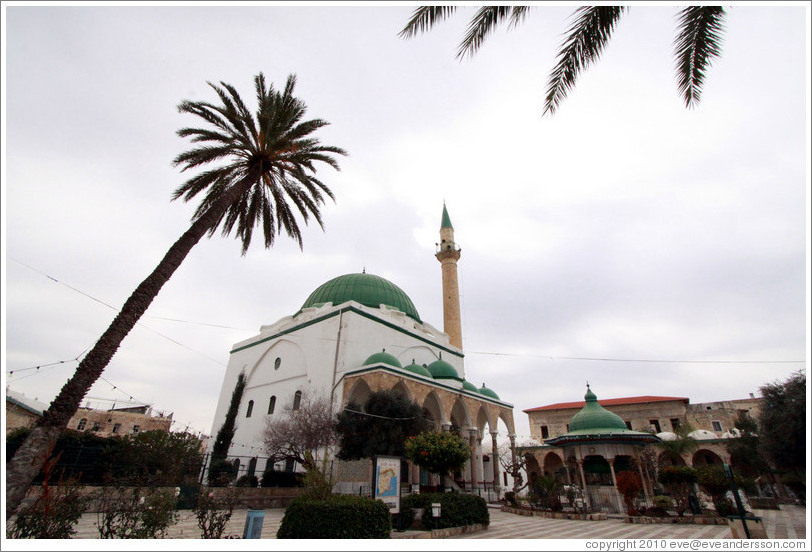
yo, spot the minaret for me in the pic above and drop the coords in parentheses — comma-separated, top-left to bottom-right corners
(436, 203, 463, 349)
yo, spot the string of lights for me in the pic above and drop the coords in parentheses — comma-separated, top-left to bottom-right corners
(9, 257, 805, 366)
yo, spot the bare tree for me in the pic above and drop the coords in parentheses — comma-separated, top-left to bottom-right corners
(262, 392, 337, 474)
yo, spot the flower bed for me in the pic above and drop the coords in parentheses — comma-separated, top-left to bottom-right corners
(626, 514, 728, 525)
(500, 506, 607, 521)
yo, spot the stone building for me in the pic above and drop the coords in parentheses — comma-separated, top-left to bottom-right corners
(66, 404, 173, 437)
(207, 205, 515, 495)
(5, 389, 48, 434)
(6, 388, 173, 438)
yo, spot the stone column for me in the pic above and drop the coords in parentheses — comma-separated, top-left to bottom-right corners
(490, 430, 501, 496)
(608, 458, 618, 488)
(509, 433, 518, 495)
(466, 428, 477, 489)
(634, 450, 651, 506)
(577, 458, 592, 511)
(441, 421, 452, 432)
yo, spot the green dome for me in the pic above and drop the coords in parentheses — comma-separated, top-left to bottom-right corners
(428, 354, 460, 380)
(462, 380, 478, 392)
(478, 383, 500, 400)
(362, 349, 402, 369)
(404, 359, 432, 378)
(301, 273, 421, 321)
(567, 385, 628, 433)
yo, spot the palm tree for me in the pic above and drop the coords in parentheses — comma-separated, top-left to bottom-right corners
(6, 73, 346, 516)
(400, 6, 726, 115)
(653, 423, 699, 467)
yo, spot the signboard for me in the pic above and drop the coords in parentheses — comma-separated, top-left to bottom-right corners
(373, 456, 401, 514)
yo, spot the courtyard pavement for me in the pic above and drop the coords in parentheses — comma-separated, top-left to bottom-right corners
(65, 504, 806, 540)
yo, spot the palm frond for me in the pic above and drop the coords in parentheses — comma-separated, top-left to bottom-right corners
(174, 72, 345, 254)
(457, 6, 532, 59)
(457, 7, 513, 59)
(543, 6, 627, 116)
(399, 6, 458, 39)
(674, 6, 726, 108)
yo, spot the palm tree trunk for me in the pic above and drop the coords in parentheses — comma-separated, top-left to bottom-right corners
(6, 177, 254, 517)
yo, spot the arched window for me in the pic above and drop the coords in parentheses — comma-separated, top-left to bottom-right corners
(268, 395, 276, 415)
(247, 457, 258, 479)
(292, 390, 302, 411)
(233, 458, 241, 476)
(77, 418, 87, 431)
(246, 400, 254, 418)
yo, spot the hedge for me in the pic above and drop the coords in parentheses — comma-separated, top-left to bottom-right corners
(402, 492, 489, 530)
(277, 495, 391, 538)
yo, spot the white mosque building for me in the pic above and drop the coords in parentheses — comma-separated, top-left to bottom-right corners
(206, 205, 516, 494)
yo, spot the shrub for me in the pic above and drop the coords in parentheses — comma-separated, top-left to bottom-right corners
(713, 496, 735, 517)
(615, 471, 643, 516)
(95, 486, 180, 538)
(409, 492, 489, 531)
(504, 491, 517, 506)
(261, 468, 304, 487)
(658, 466, 697, 516)
(7, 456, 87, 539)
(235, 474, 258, 487)
(277, 495, 391, 538)
(194, 488, 238, 539)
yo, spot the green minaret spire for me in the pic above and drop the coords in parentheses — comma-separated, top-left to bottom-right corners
(441, 203, 453, 229)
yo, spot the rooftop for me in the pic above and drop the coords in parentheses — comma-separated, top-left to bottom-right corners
(524, 395, 689, 413)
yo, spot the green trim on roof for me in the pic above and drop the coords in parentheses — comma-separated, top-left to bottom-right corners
(301, 273, 421, 322)
(441, 204, 453, 229)
(230, 306, 464, 358)
(343, 365, 513, 408)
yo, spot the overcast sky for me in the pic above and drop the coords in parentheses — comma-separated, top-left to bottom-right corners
(3, 2, 809, 446)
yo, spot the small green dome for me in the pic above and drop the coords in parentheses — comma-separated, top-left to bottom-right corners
(362, 349, 402, 369)
(428, 354, 460, 380)
(478, 383, 500, 400)
(404, 359, 432, 378)
(568, 385, 627, 433)
(462, 380, 478, 392)
(301, 273, 421, 321)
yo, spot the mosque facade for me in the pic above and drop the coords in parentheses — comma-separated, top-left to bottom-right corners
(206, 205, 515, 495)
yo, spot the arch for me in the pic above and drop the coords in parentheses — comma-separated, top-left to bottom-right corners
(292, 390, 302, 411)
(247, 457, 258, 479)
(267, 395, 277, 415)
(422, 391, 443, 430)
(525, 454, 542, 480)
(247, 338, 307, 385)
(246, 400, 254, 418)
(692, 449, 724, 467)
(390, 380, 413, 401)
(498, 408, 516, 435)
(543, 451, 565, 477)
(657, 451, 687, 467)
(345, 378, 372, 407)
(450, 398, 471, 432)
(476, 405, 495, 435)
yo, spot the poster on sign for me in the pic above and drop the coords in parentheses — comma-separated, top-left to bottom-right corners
(373, 455, 401, 514)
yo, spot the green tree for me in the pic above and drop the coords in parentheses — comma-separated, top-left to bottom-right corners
(405, 431, 469, 489)
(400, 6, 726, 115)
(725, 411, 769, 479)
(335, 390, 431, 460)
(758, 370, 806, 472)
(6, 72, 346, 517)
(112, 430, 204, 487)
(208, 372, 246, 486)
